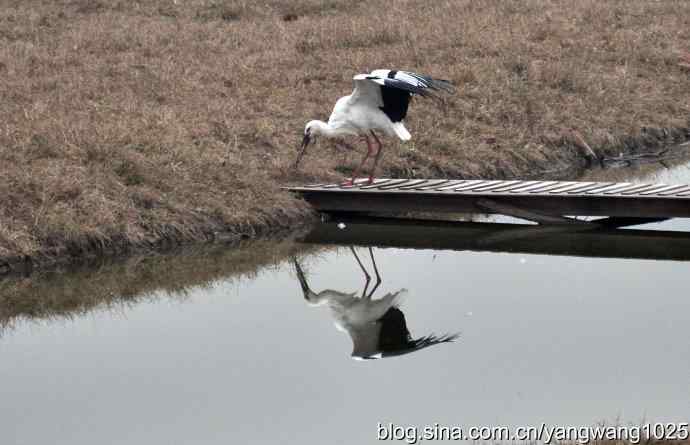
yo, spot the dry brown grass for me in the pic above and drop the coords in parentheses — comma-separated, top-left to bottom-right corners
(1, 0, 689, 264)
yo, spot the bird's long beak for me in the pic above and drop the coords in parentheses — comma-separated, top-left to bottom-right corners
(293, 134, 311, 169)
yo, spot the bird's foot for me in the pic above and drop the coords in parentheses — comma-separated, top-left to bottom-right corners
(341, 179, 355, 187)
(367, 176, 375, 184)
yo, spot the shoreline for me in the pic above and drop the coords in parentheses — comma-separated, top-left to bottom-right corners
(0, 232, 319, 334)
(2, 126, 688, 280)
(2, 0, 689, 280)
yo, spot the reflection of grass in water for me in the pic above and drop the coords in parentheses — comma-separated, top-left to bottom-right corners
(0, 234, 321, 336)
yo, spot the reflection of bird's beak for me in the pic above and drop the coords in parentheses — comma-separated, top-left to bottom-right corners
(291, 257, 312, 299)
(293, 134, 311, 169)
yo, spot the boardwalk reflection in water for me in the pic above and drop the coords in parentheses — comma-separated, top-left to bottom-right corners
(293, 247, 459, 360)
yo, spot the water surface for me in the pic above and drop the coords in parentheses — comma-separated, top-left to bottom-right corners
(2, 160, 690, 445)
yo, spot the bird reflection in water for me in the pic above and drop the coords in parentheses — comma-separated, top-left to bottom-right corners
(292, 248, 459, 360)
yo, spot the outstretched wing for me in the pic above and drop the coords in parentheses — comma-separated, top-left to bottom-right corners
(370, 69, 456, 97)
(348, 70, 455, 123)
(349, 75, 384, 107)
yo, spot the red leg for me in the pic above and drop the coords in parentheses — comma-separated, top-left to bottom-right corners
(345, 136, 374, 185)
(368, 131, 384, 184)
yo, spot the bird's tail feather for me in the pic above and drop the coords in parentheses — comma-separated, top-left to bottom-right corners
(392, 122, 411, 141)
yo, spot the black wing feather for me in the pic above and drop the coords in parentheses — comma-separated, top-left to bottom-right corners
(379, 86, 411, 122)
(374, 70, 455, 123)
(403, 72, 456, 94)
(383, 78, 433, 97)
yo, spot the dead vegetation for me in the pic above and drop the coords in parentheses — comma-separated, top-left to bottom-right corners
(0, 0, 689, 266)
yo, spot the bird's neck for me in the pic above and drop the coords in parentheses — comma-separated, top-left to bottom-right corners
(313, 120, 338, 138)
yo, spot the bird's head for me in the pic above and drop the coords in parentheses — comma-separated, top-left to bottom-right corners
(293, 120, 322, 169)
(304, 119, 325, 140)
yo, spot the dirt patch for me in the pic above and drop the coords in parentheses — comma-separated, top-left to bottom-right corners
(0, 0, 689, 274)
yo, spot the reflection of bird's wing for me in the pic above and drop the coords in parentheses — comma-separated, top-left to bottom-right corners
(309, 289, 357, 306)
(342, 288, 407, 324)
(377, 306, 460, 358)
(377, 288, 408, 305)
(347, 322, 383, 359)
(368, 288, 407, 317)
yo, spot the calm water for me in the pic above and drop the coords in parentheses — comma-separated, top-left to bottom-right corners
(2, 159, 690, 445)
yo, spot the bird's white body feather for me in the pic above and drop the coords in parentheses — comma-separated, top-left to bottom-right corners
(392, 122, 411, 140)
(311, 69, 437, 140)
(297, 69, 453, 182)
(326, 94, 403, 139)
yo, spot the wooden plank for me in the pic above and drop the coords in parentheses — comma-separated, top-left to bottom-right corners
(359, 178, 405, 189)
(415, 179, 450, 190)
(621, 184, 658, 195)
(545, 182, 595, 194)
(640, 184, 686, 195)
(488, 180, 541, 193)
(660, 185, 690, 196)
(528, 182, 575, 193)
(496, 180, 542, 193)
(602, 183, 643, 194)
(586, 183, 633, 194)
(342, 178, 390, 189)
(474, 181, 522, 192)
(507, 181, 559, 193)
(566, 183, 613, 194)
(397, 179, 429, 190)
(454, 180, 501, 192)
(436, 180, 470, 191)
(375, 179, 415, 190)
(612, 184, 654, 195)
(634, 184, 674, 195)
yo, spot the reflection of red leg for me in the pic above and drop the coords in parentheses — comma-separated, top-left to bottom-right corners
(368, 131, 383, 184)
(346, 136, 374, 185)
(365, 247, 382, 299)
(350, 247, 371, 298)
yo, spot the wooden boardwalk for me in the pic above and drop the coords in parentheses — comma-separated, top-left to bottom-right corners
(287, 178, 690, 224)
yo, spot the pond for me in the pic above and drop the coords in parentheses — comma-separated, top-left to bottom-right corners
(2, 157, 690, 445)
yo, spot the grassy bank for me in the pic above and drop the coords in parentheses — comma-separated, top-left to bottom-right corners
(1, 0, 689, 270)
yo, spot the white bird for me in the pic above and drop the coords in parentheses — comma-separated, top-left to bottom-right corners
(292, 248, 459, 360)
(293, 69, 455, 185)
